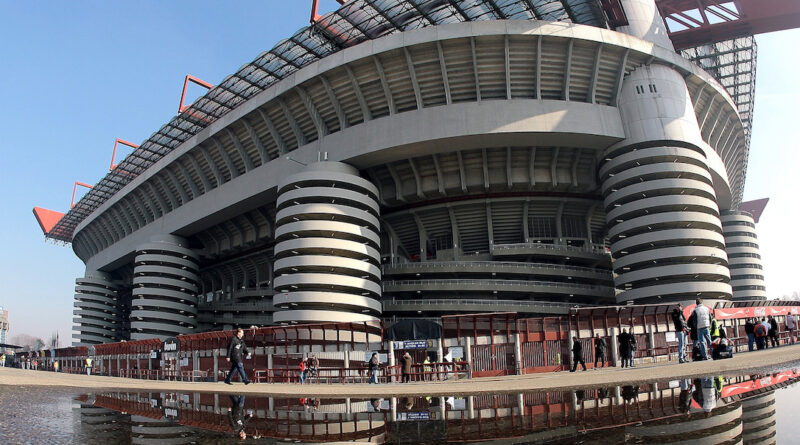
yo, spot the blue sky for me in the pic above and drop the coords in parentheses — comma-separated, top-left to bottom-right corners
(1, 2, 798, 344)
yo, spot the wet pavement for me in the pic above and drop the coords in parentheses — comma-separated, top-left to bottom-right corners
(2, 364, 800, 444)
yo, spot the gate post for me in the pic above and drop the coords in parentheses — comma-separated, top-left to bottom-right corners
(464, 337, 473, 378)
(611, 327, 619, 367)
(514, 333, 522, 375)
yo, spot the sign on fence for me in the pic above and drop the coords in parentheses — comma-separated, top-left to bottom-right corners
(393, 340, 432, 350)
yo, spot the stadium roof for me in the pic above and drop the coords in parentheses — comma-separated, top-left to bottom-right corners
(43, 0, 607, 244)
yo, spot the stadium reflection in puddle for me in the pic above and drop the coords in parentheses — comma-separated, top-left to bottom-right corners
(74, 370, 798, 444)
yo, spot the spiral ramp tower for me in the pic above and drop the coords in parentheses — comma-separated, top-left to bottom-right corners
(600, 64, 732, 304)
(273, 162, 382, 323)
(73, 271, 121, 345)
(722, 211, 767, 300)
(130, 235, 200, 340)
(740, 391, 776, 444)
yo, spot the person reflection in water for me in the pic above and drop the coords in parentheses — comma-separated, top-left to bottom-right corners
(228, 395, 252, 440)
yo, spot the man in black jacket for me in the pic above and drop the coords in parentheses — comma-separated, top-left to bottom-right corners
(593, 334, 607, 368)
(570, 336, 587, 372)
(618, 329, 631, 368)
(225, 328, 251, 385)
(671, 304, 689, 363)
(228, 395, 251, 440)
(744, 319, 755, 351)
(768, 316, 780, 348)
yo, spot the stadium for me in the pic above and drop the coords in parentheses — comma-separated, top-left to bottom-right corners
(31, 0, 797, 346)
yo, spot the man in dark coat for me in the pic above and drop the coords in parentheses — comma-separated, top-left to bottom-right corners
(768, 316, 780, 347)
(671, 304, 689, 363)
(228, 395, 251, 440)
(225, 328, 251, 385)
(618, 329, 631, 368)
(744, 319, 755, 351)
(593, 334, 607, 368)
(570, 336, 587, 372)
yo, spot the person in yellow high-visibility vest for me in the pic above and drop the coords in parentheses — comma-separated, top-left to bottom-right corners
(85, 357, 93, 376)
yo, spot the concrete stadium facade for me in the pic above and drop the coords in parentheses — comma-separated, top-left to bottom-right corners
(66, 0, 766, 345)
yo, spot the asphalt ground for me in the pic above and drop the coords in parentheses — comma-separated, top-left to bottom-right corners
(2, 344, 799, 397)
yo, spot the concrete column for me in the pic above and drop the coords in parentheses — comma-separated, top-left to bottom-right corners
(618, 0, 675, 50)
(467, 395, 475, 419)
(213, 349, 219, 381)
(437, 339, 444, 363)
(343, 350, 350, 369)
(615, 386, 622, 405)
(391, 397, 397, 420)
(648, 325, 656, 363)
(439, 396, 446, 419)
(389, 341, 396, 383)
(464, 337, 473, 378)
(514, 333, 523, 375)
(517, 393, 525, 416)
(611, 328, 619, 367)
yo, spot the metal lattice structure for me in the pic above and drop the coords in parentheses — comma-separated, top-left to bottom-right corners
(681, 35, 756, 206)
(45, 0, 606, 244)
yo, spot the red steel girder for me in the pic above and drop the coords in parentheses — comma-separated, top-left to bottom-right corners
(656, 0, 800, 50)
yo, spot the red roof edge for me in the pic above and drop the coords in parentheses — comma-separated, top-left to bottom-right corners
(32, 207, 65, 235)
(740, 198, 769, 223)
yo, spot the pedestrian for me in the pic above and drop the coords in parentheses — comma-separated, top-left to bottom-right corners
(754, 318, 768, 350)
(307, 354, 319, 381)
(0, 353, 5, 367)
(422, 356, 431, 381)
(228, 395, 251, 440)
(787, 313, 797, 344)
(53, 360, 59, 373)
(768, 316, 779, 347)
(672, 303, 689, 363)
(401, 352, 413, 383)
(618, 329, 631, 368)
(628, 332, 637, 367)
(85, 357, 92, 376)
(760, 317, 771, 349)
(298, 358, 306, 384)
(744, 318, 755, 351)
(224, 328, 251, 385)
(688, 298, 713, 360)
(593, 334, 606, 368)
(368, 352, 380, 384)
(570, 336, 587, 372)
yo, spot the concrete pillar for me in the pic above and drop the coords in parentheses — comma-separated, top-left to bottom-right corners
(614, 386, 622, 405)
(389, 341, 396, 383)
(517, 393, 525, 415)
(465, 337, 473, 378)
(437, 339, 443, 363)
(391, 397, 397, 420)
(439, 396, 446, 419)
(651, 382, 659, 399)
(514, 333, 523, 375)
(618, 0, 675, 50)
(213, 349, 219, 381)
(343, 350, 350, 370)
(648, 325, 656, 363)
(468, 396, 474, 419)
(611, 328, 619, 367)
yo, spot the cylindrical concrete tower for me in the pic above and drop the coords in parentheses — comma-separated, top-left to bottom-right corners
(601, 1, 732, 304)
(273, 161, 382, 323)
(73, 270, 119, 345)
(740, 391, 776, 444)
(130, 235, 199, 340)
(601, 65, 732, 303)
(722, 211, 767, 300)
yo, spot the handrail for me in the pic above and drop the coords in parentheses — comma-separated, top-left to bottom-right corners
(382, 260, 608, 274)
(492, 242, 610, 255)
(383, 279, 613, 291)
(384, 299, 583, 308)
